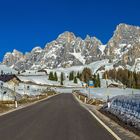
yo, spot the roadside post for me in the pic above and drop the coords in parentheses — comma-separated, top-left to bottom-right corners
(0, 82, 3, 101)
(84, 97, 87, 103)
(3, 91, 7, 101)
(107, 95, 111, 108)
(27, 85, 30, 96)
(105, 72, 110, 104)
(14, 86, 18, 108)
(12, 81, 19, 108)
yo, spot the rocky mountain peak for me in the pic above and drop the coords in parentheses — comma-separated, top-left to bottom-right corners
(3, 49, 23, 67)
(2, 23, 140, 71)
(112, 23, 140, 45)
(85, 35, 91, 40)
(31, 46, 42, 53)
(12, 49, 23, 56)
(57, 31, 76, 43)
(2, 31, 104, 70)
(104, 23, 140, 67)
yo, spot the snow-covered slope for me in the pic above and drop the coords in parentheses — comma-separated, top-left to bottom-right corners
(69, 52, 86, 64)
(0, 64, 18, 74)
(46, 59, 110, 75)
(18, 75, 82, 87)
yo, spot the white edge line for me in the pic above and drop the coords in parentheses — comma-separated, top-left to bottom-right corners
(73, 94, 121, 140)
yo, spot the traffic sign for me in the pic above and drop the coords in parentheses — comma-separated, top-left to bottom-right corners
(88, 80, 94, 88)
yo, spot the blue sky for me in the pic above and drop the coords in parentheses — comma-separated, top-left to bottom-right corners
(0, 0, 140, 61)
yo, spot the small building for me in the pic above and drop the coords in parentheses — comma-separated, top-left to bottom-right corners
(107, 83, 123, 88)
(38, 69, 48, 75)
(0, 75, 21, 86)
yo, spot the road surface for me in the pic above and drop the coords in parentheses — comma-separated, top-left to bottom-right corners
(0, 93, 115, 140)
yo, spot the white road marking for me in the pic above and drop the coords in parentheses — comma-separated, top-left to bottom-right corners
(73, 94, 121, 140)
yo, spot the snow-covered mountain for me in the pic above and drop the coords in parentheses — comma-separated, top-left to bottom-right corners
(2, 32, 103, 70)
(2, 23, 140, 72)
(3, 49, 24, 67)
(105, 23, 140, 70)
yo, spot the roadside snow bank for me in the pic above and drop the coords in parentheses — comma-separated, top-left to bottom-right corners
(106, 94, 140, 130)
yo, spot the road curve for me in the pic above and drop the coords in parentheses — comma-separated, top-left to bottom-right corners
(0, 93, 115, 140)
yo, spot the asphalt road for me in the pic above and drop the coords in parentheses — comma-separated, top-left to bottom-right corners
(0, 93, 115, 140)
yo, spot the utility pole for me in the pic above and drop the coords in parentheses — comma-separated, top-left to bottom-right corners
(14, 85, 17, 108)
(105, 72, 108, 88)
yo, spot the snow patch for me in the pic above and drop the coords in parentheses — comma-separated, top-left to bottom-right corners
(69, 51, 86, 64)
(98, 45, 106, 54)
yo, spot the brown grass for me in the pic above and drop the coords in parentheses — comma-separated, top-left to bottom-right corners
(0, 103, 11, 113)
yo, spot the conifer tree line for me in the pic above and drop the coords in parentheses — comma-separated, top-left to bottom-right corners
(49, 71, 64, 85)
(69, 71, 79, 83)
(68, 68, 100, 87)
(102, 68, 140, 89)
(49, 71, 58, 81)
(48, 68, 101, 87)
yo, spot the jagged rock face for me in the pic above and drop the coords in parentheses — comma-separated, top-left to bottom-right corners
(103, 24, 140, 72)
(40, 32, 103, 68)
(14, 47, 43, 70)
(3, 49, 24, 67)
(2, 24, 140, 71)
(3, 32, 103, 70)
(105, 24, 140, 60)
(123, 43, 140, 66)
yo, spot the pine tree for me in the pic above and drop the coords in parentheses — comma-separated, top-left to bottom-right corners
(77, 72, 80, 79)
(69, 71, 74, 80)
(74, 77, 77, 83)
(1, 70, 3, 75)
(97, 74, 101, 87)
(54, 72, 58, 81)
(81, 68, 92, 83)
(79, 73, 82, 80)
(60, 72, 64, 85)
(69, 72, 72, 81)
(49, 72, 54, 81)
(71, 71, 74, 80)
(92, 74, 97, 87)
